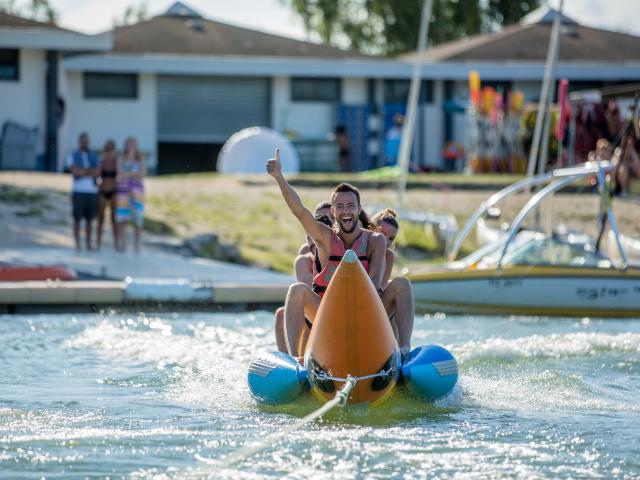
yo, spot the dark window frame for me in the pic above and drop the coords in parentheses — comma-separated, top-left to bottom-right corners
(83, 72, 139, 99)
(291, 77, 341, 102)
(384, 79, 433, 104)
(0, 49, 20, 82)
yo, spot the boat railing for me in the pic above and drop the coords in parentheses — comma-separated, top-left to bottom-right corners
(447, 161, 630, 270)
(494, 161, 630, 270)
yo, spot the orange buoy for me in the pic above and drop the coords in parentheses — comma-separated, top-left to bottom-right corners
(303, 250, 399, 406)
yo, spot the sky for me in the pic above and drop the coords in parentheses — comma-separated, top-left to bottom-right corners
(12, 0, 640, 40)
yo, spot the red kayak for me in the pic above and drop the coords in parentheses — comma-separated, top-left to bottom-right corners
(0, 264, 78, 281)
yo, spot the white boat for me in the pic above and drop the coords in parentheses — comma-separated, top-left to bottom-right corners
(406, 162, 640, 317)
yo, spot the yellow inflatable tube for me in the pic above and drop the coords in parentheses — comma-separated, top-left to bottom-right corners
(303, 250, 400, 406)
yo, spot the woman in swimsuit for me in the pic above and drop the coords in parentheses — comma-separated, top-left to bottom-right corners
(115, 137, 146, 252)
(97, 140, 118, 250)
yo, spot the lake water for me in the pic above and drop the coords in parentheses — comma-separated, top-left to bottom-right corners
(1, 311, 639, 479)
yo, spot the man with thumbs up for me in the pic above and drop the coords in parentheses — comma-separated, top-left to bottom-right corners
(267, 148, 413, 360)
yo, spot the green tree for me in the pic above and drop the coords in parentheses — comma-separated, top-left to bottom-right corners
(113, 1, 149, 27)
(285, 0, 540, 56)
(0, 0, 57, 24)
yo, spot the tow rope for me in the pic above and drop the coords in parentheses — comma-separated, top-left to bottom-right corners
(196, 376, 357, 472)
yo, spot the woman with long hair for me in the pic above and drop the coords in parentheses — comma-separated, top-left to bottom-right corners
(115, 137, 146, 252)
(97, 140, 118, 250)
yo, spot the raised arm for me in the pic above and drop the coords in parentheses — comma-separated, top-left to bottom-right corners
(366, 232, 387, 293)
(266, 148, 331, 249)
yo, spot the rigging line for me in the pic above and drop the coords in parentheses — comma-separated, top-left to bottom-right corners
(197, 376, 357, 474)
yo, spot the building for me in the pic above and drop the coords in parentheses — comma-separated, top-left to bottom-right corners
(0, 12, 110, 171)
(2, 3, 640, 174)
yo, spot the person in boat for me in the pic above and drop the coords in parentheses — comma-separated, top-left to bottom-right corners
(96, 140, 118, 251)
(267, 148, 412, 360)
(370, 208, 415, 345)
(67, 132, 99, 252)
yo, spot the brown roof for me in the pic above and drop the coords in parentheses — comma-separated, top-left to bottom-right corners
(404, 23, 640, 63)
(113, 15, 370, 59)
(0, 11, 74, 32)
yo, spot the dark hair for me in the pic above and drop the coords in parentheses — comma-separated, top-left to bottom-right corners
(331, 182, 361, 206)
(314, 214, 333, 227)
(314, 201, 332, 213)
(359, 209, 371, 229)
(371, 208, 399, 230)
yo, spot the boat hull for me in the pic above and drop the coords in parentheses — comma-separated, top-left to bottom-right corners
(409, 265, 640, 317)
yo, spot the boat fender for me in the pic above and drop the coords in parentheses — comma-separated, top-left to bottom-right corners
(401, 345, 458, 401)
(247, 351, 309, 404)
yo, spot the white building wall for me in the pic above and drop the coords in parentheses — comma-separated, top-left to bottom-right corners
(342, 78, 367, 104)
(64, 72, 157, 171)
(0, 49, 46, 155)
(271, 77, 370, 140)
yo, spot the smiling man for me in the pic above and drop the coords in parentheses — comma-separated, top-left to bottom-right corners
(266, 148, 412, 359)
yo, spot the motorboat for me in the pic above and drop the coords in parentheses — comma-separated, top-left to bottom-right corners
(405, 162, 640, 317)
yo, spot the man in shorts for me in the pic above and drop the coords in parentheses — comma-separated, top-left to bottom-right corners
(67, 132, 99, 251)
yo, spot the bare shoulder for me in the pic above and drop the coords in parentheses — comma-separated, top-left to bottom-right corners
(368, 231, 386, 249)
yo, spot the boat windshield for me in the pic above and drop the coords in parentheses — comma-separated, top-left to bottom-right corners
(500, 233, 612, 268)
(464, 231, 613, 269)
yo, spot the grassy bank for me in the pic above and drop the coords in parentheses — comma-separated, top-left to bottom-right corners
(2, 171, 638, 274)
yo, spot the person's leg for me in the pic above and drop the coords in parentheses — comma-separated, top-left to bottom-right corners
(283, 282, 320, 357)
(274, 307, 287, 353)
(73, 220, 81, 251)
(109, 197, 118, 249)
(85, 218, 93, 250)
(381, 277, 414, 357)
(96, 194, 105, 250)
(72, 193, 81, 251)
(116, 223, 126, 252)
(618, 163, 630, 194)
(133, 225, 141, 253)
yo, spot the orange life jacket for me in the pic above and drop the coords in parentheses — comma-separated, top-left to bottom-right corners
(312, 229, 370, 297)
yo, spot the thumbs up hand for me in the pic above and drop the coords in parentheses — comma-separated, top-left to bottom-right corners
(266, 148, 282, 178)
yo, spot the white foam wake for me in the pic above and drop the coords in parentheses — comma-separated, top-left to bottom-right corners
(454, 332, 640, 362)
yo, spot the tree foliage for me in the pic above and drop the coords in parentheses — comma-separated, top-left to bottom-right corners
(0, 0, 57, 24)
(285, 0, 540, 56)
(113, 2, 150, 27)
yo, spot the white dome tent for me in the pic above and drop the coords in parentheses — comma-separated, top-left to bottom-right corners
(217, 127, 299, 174)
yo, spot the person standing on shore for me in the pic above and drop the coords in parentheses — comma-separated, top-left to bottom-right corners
(96, 140, 118, 251)
(67, 132, 99, 252)
(115, 137, 146, 252)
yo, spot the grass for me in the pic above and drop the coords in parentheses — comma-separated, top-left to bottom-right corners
(145, 177, 445, 273)
(0, 185, 46, 204)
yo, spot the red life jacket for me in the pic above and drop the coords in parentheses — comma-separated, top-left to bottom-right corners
(312, 229, 370, 297)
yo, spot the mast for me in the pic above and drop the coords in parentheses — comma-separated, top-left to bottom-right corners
(396, 0, 433, 206)
(526, 0, 565, 180)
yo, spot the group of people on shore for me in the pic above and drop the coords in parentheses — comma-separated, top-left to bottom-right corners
(266, 148, 415, 360)
(67, 132, 146, 253)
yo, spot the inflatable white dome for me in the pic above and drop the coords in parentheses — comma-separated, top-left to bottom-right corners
(217, 127, 300, 174)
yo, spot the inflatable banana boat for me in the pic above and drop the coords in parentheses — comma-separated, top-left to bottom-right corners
(248, 250, 458, 406)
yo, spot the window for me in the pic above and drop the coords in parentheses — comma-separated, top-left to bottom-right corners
(384, 79, 433, 104)
(0, 49, 19, 81)
(291, 77, 340, 102)
(84, 72, 138, 99)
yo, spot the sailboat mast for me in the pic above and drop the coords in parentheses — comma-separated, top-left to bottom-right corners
(397, 0, 433, 206)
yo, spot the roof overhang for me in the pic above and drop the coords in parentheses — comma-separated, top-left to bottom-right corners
(63, 54, 640, 81)
(0, 27, 112, 51)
